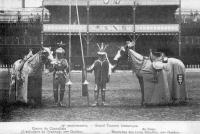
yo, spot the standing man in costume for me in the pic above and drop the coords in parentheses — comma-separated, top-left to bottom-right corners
(87, 43, 113, 106)
(52, 47, 69, 106)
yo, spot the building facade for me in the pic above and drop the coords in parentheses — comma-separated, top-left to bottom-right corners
(43, 0, 180, 69)
(0, 8, 49, 65)
(175, 9, 200, 65)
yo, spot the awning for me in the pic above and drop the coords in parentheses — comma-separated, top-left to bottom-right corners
(43, 24, 179, 35)
(43, 0, 179, 6)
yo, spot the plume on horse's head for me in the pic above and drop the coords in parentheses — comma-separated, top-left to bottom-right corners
(125, 41, 135, 50)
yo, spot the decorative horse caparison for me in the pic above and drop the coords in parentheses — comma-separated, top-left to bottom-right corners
(9, 47, 54, 104)
(113, 42, 188, 106)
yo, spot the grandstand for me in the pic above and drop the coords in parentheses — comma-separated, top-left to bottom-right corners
(1, 0, 200, 67)
(43, 0, 180, 68)
(0, 7, 49, 65)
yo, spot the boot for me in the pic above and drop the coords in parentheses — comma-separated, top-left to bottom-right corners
(101, 90, 108, 106)
(101, 89, 108, 106)
(59, 90, 65, 107)
(92, 91, 99, 107)
(53, 90, 58, 104)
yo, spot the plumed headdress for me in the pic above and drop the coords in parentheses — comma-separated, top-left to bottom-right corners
(97, 43, 108, 55)
(57, 41, 66, 46)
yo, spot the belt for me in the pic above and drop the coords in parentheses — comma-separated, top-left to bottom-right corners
(55, 71, 64, 74)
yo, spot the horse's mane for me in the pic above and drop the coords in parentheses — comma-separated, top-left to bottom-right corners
(128, 49, 146, 71)
(128, 49, 144, 61)
(27, 51, 42, 64)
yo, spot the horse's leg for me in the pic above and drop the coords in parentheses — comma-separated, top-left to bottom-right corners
(9, 73, 16, 102)
(137, 74, 144, 106)
(23, 73, 29, 103)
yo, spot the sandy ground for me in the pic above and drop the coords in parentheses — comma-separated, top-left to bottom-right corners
(1, 71, 200, 121)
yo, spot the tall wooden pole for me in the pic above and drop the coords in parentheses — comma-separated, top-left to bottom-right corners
(76, 0, 89, 104)
(22, 0, 25, 8)
(85, 0, 90, 105)
(133, 0, 136, 43)
(86, 1, 90, 57)
(178, 0, 182, 57)
(67, 0, 72, 107)
(41, 0, 44, 47)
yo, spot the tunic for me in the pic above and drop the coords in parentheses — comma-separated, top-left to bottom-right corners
(53, 59, 68, 90)
(88, 59, 109, 85)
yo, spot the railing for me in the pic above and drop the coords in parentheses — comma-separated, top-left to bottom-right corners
(0, 64, 13, 68)
(0, 36, 40, 45)
(43, 24, 179, 34)
(44, 0, 179, 6)
(0, 14, 49, 23)
(186, 65, 200, 69)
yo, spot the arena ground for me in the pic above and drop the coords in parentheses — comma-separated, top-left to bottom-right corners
(1, 70, 200, 121)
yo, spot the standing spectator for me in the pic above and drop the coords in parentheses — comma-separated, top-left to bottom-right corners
(17, 11, 21, 22)
(29, 13, 34, 23)
(36, 13, 40, 23)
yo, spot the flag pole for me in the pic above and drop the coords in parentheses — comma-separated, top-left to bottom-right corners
(178, 0, 182, 57)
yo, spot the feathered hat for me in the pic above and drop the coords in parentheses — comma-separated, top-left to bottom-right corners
(97, 43, 108, 55)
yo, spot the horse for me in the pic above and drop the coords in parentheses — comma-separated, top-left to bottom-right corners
(113, 42, 188, 106)
(10, 47, 55, 104)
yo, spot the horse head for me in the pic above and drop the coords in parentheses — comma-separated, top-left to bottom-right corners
(41, 46, 55, 64)
(113, 41, 135, 61)
(113, 41, 144, 72)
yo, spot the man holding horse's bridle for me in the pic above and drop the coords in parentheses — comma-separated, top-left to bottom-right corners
(87, 43, 112, 106)
(52, 47, 68, 106)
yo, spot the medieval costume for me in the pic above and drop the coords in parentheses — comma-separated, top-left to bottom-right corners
(87, 43, 113, 106)
(53, 47, 68, 106)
